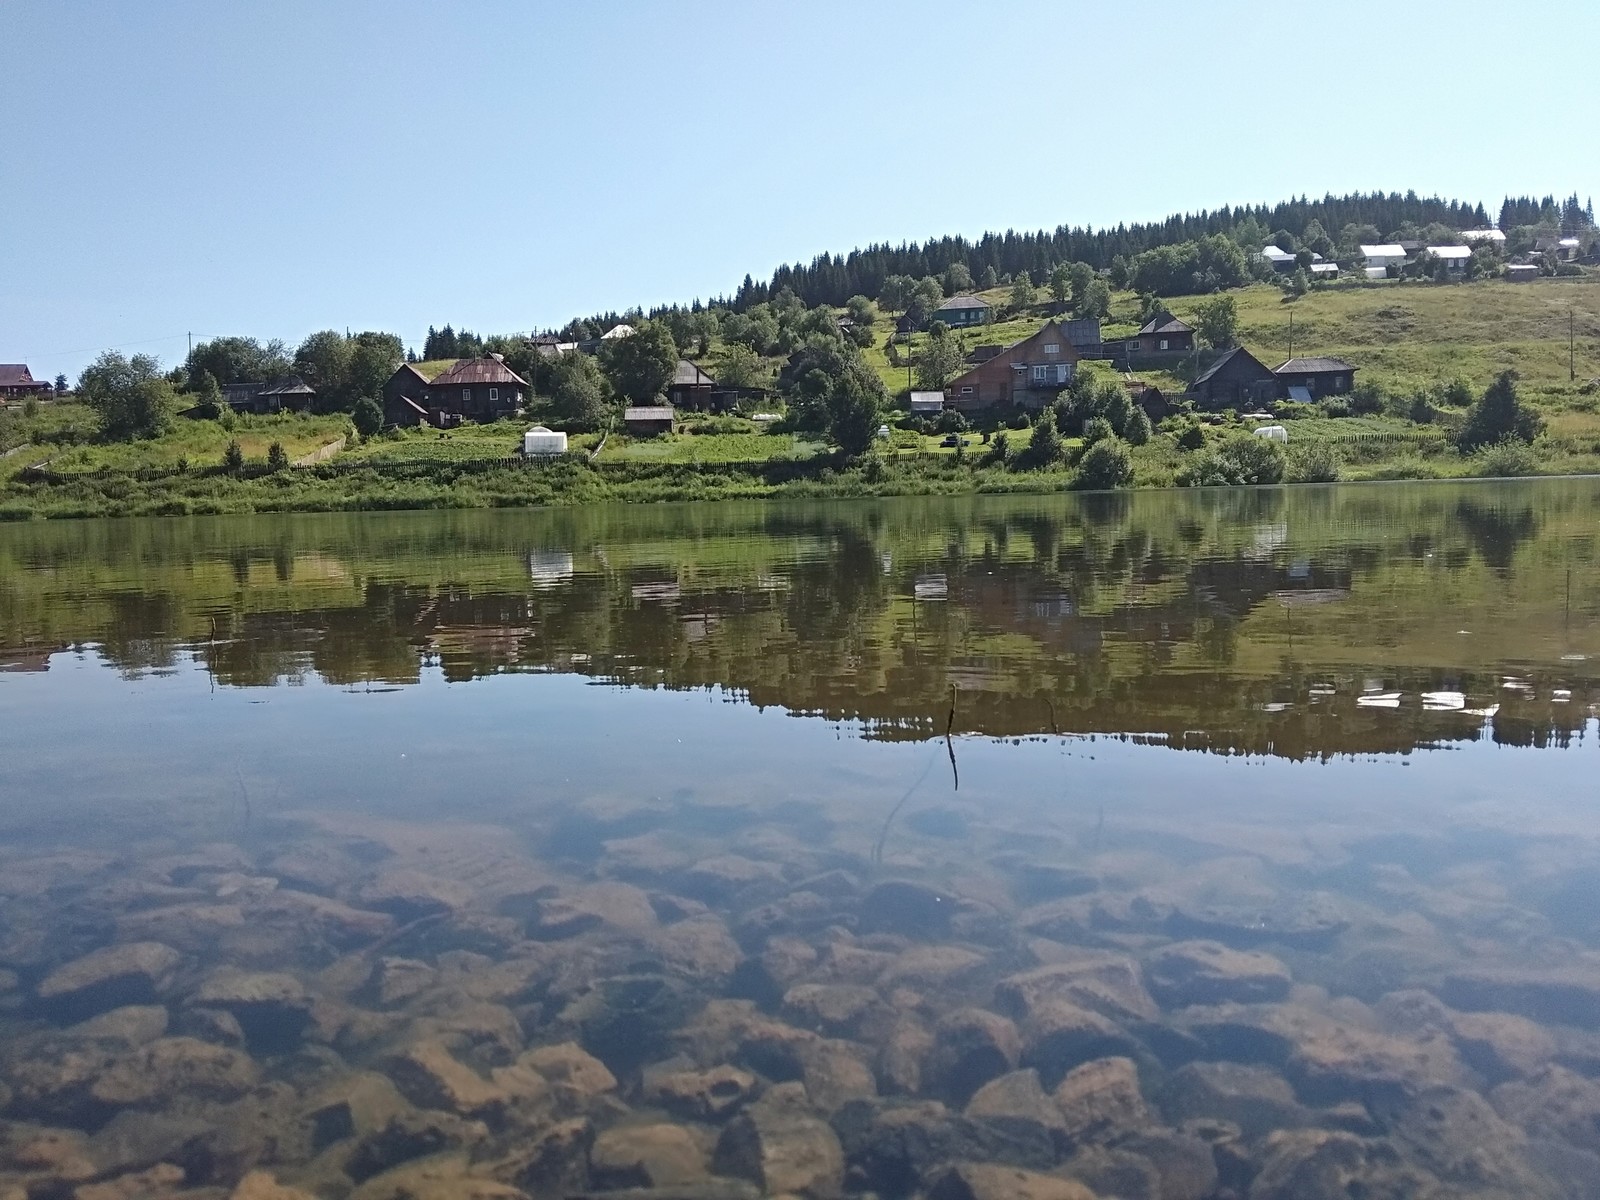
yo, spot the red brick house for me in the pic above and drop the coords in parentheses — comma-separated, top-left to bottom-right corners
(942, 321, 1081, 412)
(0, 365, 54, 399)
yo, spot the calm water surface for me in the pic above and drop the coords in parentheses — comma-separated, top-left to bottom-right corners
(2, 481, 1599, 1198)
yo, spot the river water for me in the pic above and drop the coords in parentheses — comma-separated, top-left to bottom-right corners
(1, 482, 1598, 1199)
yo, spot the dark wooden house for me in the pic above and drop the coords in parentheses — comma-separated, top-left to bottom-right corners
(383, 364, 435, 427)
(0, 364, 54, 399)
(427, 355, 526, 423)
(1274, 357, 1356, 401)
(228, 377, 316, 414)
(1132, 312, 1195, 354)
(668, 360, 721, 412)
(624, 406, 675, 436)
(1191, 347, 1279, 410)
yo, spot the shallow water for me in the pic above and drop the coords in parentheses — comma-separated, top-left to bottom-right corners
(2, 482, 1599, 1199)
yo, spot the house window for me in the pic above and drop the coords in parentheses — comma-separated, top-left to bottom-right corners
(462, 387, 471, 404)
(1032, 365, 1049, 382)
(1044, 343, 1059, 355)
(1159, 339, 1169, 351)
(489, 388, 499, 402)
(961, 386, 974, 394)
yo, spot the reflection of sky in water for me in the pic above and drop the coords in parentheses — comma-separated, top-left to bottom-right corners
(3, 650, 1594, 883)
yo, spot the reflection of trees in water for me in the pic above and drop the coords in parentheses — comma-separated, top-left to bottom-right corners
(1454, 499, 1538, 575)
(6, 484, 1600, 757)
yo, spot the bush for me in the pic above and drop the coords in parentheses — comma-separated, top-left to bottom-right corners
(222, 439, 245, 473)
(22, 397, 39, 419)
(1177, 432, 1286, 486)
(1007, 408, 1032, 430)
(218, 406, 237, 432)
(935, 408, 967, 434)
(1174, 420, 1207, 451)
(1349, 382, 1385, 415)
(1458, 370, 1543, 452)
(1321, 398, 1352, 418)
(1082, 415, 1114, 445)
(983, 431, 1011, 466)
(1288, 442, 1341, 483)
(353, 397, 383, 437)
(1020, 409, 1063, 469)
(1471, 439, 1540, 477)
(266, 442, 290, 472)
(1074, 437, 1134, 490)
(1125, 406, 1152, 446)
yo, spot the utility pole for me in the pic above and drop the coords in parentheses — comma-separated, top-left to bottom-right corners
(1288, 310, 1294, 360)
(187, 331, 192, 359)
(1572, 310, 1577, 382)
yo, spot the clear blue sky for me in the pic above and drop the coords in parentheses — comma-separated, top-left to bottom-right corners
(4, 0, 1596, 381)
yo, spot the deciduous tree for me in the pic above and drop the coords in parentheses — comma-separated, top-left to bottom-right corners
(78, 351, 176, 440)
(915, 323, 964, 391)
(778, 338, 885, 456)
(1193, 295, 1239, 349)
(600, 321, 678, 405)
(549, 351, 613, 431)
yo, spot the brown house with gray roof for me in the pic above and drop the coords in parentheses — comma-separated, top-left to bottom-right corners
(942, 320, 1082, 412)
(381, 355, 527, 428)
(1274, 357, 1357, 401)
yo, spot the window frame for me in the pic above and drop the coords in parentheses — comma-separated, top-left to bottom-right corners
(1043, 343, 1060, 355)
(462, 387, 471, 404)
(489, 387, 499, 402)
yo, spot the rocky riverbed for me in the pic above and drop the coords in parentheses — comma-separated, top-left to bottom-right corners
(3, 794, 1600, 1200)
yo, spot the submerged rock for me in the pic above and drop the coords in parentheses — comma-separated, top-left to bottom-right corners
(67, 1005, 169, 1046)
(996, 956, 1158, 1026)
(713, 1085, 844, 1200)
(589, 1123, 708, 1189)
(190, 968, 312, 1052)
(1052, 1056, 1150, 1143)
(1145, 940, 1292, 1007)
(858, 881, 955, 940)
(926, 1008, 1021, 1106)
(641, 1063, 759, 1122)
(1160, 1060, 1308, 1137)
(35, 943, 182, 1021)
(963, 1068, 1067, 1139)
(925, 1161, 1095, 1200)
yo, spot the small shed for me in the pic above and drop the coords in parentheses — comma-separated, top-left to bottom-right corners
(624, 406, 675, 436)
(1359, 244, 1408, 269)
(668, 360, 720, 411)
(1506, 263, 1540, 283)
(523, 426, 568, 455)
(909, 391, 946, 416)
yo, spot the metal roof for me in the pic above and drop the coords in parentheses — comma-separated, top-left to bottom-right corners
(601, 324, 635, 339)
(1427, 245, 1472, 259)
(672, 360, 716, 387)
(1275, 357, 1356, 374)
(0, 365, 39, 386)
(1137, 312, 1192, 335)
(936, 294, 992, 310)
(1359, 244, 1406, 258)
(624, 406, 675, 421)
(1260, 246, 1295, 261)
(429, 356, 528, 387)
(1193, 346, 1273, 387)
(1460, 229, 1506, 243)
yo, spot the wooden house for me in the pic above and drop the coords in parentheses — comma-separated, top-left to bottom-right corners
(427, 355, 526, 423)
(942, 320, 1081, 412)
(933, 295, 993, 329)
(1274, 357, 1356, 401)
(1191, 347, 1279, 410)
(382, 364, 435, 427)
(668, 360, 722, 412)
(0, 365, 55, 399)
(624, 406, 675, 436)
(1131, 312, 1195, 355)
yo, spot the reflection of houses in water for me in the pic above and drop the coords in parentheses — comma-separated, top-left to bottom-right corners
(630, 581, 681, 603)
(1249, 523, 1289, 558)
(0, 646, 59, 672)
(913, 575, 948, 601)
(527, 550, 574, 589)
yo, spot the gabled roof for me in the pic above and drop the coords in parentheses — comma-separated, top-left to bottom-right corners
(1193, 346, 1274, 388)
(1359, 244, 1406, 258)
(936, 294, 992, 311)
(1261, 246, 1296, 261)
(624, 406, 674, 421)
(0, 365, 36, 385)
(429, 356, 528, 387)
(1137, 312, 1192, 335)
(1275, 357, 1356, 375)
(1460, 229, 1506, 243)
(672, 360, 716, 388)
(259, 376, 315, 396)
(1427, 245, 1472, 260)
(601, 324, 635, 340)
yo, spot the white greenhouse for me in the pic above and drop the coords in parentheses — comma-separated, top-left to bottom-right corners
(523, 427, 568, 456)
